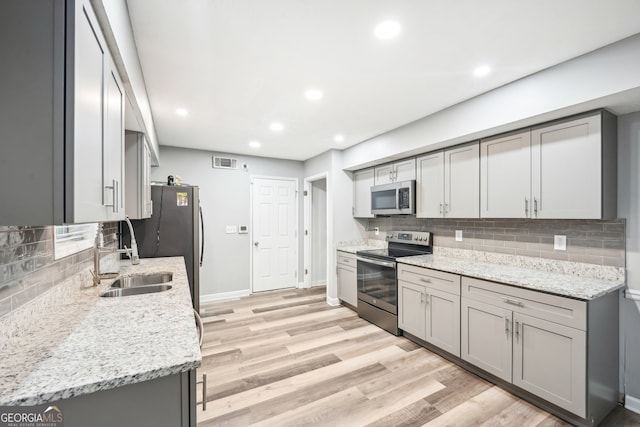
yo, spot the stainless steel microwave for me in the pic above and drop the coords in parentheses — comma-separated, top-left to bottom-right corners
(371, 180, 416, 215)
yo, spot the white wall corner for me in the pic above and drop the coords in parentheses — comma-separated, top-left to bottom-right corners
(200, 289, 251, 303)
(326, 296, 341, 306)
(625, 394, 640, 415)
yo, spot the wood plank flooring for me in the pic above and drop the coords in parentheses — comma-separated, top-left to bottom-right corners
(197, 287, 640, 427)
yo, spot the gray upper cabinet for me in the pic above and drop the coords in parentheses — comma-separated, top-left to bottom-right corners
(480, 131, 531, 218)
(481, 111, 617, 220)
(0, 0, 125, 225)
(417, 143, 479, 218)
(531, 112, 616, 219)
(374, 159, 416, 185)
(353, 168, 374, 218)
(125, 132, 152, 219)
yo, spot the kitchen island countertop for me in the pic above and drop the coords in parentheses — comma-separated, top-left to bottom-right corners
(0, 256, 201, 406)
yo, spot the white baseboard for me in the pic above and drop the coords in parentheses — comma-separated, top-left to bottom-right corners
(312, 281, 326, 287)
(200, 289, 251, 303)
(626, 394, 640, 415)
(297, 281, 308, 289)
(326, 296, 340, 306)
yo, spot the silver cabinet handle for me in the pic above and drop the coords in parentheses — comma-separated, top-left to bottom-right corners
(356, 256, 397, 269)
(525, 197, 529, 217)
(503, 297, 524, 307)
(439, 203, 443, 214)
(197, 373, 207, 411)
(419, 277, 432, 283)
(515, 320, 520, 343)
(505, 317, 510, 337)
(194, 308, 204, 348)
(534, 198, 538, 217)
(420, 291, 425, 303)
(444, 203, 449, 214)
(114, 179, 119, 213)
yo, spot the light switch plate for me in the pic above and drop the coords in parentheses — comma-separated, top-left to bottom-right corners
(554, 235, 567, 251)
(455, 230, 463, 242)
(238, 225, 248, 234)
(226, 225, 238, 234)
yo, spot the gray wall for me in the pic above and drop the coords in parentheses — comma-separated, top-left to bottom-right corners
(303, 150, 365, 302)
(150, 146, 305, 298)
(617, 111, 640, 402)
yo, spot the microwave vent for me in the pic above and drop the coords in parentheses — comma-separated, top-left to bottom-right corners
(212, 156, 238, 169)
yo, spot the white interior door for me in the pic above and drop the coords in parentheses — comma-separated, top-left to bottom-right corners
(252, 177, 298, 292)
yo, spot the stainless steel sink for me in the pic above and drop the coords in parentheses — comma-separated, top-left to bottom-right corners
(110, 272, 173, 288)
(100, 284, 173, 297)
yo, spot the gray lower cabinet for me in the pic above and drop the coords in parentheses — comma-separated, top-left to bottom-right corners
(398, 264, 461, 357)
(50, 371, 193, 427)
(337, 251, 357, 307)
(461, 276, 617, 425)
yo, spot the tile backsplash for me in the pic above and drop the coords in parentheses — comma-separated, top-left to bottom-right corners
(366, 217, 626, 268)
(0, 223, 118, 318)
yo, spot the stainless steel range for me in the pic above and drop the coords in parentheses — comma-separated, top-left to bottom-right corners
(356, 231, 432, 335)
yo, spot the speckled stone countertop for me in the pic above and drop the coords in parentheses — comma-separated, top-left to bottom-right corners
(337, 239, 387, 254)
(0, 257, 201, 405)
(399, 253, 624, 300)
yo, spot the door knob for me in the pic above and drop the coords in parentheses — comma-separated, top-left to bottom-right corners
(254, 241, 259, 247)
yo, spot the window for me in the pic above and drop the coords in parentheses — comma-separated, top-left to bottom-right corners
(53, 223, 98, 260)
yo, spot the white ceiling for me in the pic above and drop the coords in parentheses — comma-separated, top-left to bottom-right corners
(126, 0, 640, 161)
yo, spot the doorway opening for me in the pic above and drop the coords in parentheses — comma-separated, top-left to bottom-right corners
(303, 172, 332, 302)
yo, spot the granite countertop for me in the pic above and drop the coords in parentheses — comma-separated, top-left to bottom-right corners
(399, 254, 624, 300)
(0, 257, 201, 405)
(337, 239, 387, 254)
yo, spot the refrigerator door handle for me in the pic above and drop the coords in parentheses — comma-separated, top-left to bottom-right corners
(199, 204, 204, 267)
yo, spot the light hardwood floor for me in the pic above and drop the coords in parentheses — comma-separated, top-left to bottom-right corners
(197, 287, 640, 427)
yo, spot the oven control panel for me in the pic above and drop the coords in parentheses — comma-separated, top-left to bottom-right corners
(386, 231, 432, 245)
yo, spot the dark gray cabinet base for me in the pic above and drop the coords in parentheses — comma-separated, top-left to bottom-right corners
(50, 372, 191, 427)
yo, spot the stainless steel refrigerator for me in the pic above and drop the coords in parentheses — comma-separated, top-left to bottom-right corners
(121, 184, 203, 313)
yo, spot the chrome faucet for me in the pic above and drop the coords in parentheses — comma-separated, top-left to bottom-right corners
(91, 218, 140, 286)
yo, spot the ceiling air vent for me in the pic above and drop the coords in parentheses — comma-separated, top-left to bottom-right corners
(212, 156, 238, 169)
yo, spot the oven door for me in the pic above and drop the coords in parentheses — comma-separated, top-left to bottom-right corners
(356, 256, 397, 314)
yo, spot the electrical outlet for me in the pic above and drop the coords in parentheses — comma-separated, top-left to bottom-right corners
(554, 235, 567, 251)
(455, 230, 463, 242)
(226, 225, 238, 234)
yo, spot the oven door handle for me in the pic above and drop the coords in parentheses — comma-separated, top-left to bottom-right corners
(356, 257, 397, 269)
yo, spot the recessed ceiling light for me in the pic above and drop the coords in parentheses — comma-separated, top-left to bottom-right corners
(270, 122, 284, 131)
(375, 21, 401, 40)
(334, 135, 345, 143)
(473, 65, 491, 77)
(248, 140, 261, 148)
(305, 89, 324, 101)
(175, 108, 188, 116)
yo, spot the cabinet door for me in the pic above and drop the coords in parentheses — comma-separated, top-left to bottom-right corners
(104, 57, 125, 221)
(398, 281, 426, 340)
(461, 298, 512, 382)
(394, 159, 416, 182)
(481, 131, 531, 218)
(513, 313, 586, 417)
(416, 152, 444, 218)
(337, 264, 357, 307)
(531, 114, 601, 219)
(374, 164, 394, 185)
(72, 0, 109, 223)
(445, 143, 479, 218)
(426, 288, 460, 357)
(353, 168, 374, 218)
